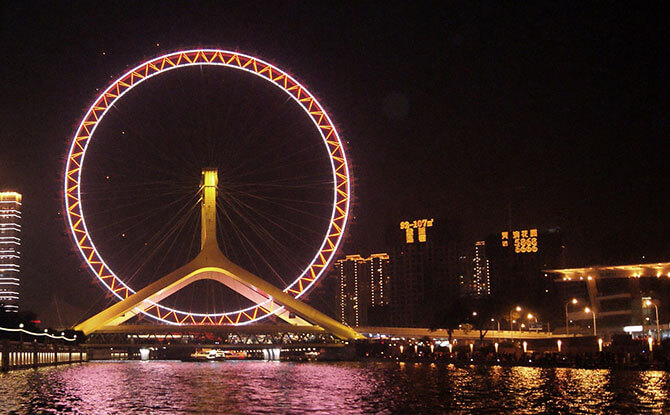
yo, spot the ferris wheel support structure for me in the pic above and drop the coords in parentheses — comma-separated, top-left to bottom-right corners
(75, 169, 362, 340)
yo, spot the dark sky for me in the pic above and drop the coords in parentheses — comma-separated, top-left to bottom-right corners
(1, 2, 667, 325)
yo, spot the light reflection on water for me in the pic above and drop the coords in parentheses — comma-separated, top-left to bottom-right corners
(0, 361, 668, 414)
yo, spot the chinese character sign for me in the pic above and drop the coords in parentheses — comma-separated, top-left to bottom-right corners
(400, 219, 434, 243)
(502, 228, 538, 253)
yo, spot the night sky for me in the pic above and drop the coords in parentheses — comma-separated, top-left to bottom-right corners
(1, 2, 667, 326)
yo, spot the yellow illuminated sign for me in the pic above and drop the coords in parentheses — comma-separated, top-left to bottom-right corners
(501, 231, 509, 247)
(400, 218, 434, 243)
(502, 228, 538, 253)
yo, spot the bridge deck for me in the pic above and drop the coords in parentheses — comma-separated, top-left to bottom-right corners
(92, 324, 328, 335)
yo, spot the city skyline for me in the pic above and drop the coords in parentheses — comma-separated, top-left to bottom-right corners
(1, 3, 667, 325)
(0, 4, 668, 414)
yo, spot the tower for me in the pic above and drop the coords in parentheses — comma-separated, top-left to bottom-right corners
(0, 192, 22, 312)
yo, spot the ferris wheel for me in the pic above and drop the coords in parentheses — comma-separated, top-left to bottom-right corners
(63, 49, 353, 333)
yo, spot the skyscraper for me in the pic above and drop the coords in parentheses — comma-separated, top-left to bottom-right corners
(368, 253, 391, 309)
(367, 253, 391, 326)
(471, 241, 492, 296)
(486, 227, 563, 317)
(0, 192, 22, 313)
(335, 253, 391, 327)
(336, 255, 366, 326)
(391, 218, 458, 327)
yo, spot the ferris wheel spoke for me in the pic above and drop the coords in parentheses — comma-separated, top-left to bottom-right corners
(121, 201, 200, 286)
(217, 201, 278, 283)
(221, 192, 325, 246)
(221, 215, 289, 288)
(84, 190, 200, 235)
(96, 195, 200, 280)
(217, 197, 310, 276)
(219, 199, 300, 285)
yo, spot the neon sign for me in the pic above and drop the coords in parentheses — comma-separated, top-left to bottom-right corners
(400, 218, 434, 243)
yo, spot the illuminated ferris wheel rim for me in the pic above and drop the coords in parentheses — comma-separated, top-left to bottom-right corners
(63, 49, 351, 325)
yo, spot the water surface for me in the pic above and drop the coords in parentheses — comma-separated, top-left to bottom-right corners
(1, 361, 668, 414)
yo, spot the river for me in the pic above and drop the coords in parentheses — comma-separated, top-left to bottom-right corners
(1, 361, 668, 414)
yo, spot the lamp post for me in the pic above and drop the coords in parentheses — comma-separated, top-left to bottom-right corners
(19, 323, 24, 343)
(491, 318, 500, 331)
(526, 313, 538, 332)
(585, 307, 597, 336)
(565, 298, 578, 335)
(510, 306, 521, 331)
(644, 299, 661, 343)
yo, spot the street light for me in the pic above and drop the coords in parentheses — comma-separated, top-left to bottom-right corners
(644, 299, 661, 343)
(565, 298, 578, 335)
(526, 313, 538, 332)
(510, 306, 522, 331)
(490, 318, 500, 331)
(585, 307, 597, 336)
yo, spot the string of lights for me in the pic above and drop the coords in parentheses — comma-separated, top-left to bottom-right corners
(0, 325, 77, 342)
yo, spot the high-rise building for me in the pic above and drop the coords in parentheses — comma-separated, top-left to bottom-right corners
(460, 241, 492, 298)
(335, 253, 391, 327)
(367, 253, 391, 326)
(390, 218, 459, 327)
(472, 241, 491, 296)
(0, 192, 22, 313)
(486, 227, 563, 318)
(336, 255, 367, 326)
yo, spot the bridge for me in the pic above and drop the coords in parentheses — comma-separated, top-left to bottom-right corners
(356, 326, 566, 341)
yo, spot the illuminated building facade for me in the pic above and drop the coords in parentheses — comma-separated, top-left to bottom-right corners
(472, 241, 491, 296)
(460, 241, 491, 298)
(336, 255, 366, 327)
(367, 253, 391, 326)
(0, 192, 22, 313)
(391, 218, 458, 327)
(369, 253, 391, 309)
(335, 253, 391, 327)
